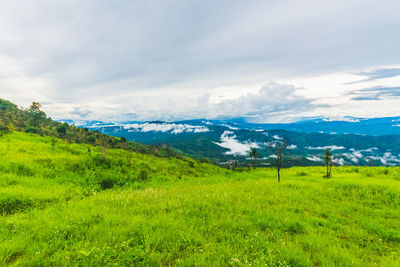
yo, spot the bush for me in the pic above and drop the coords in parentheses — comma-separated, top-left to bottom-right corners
(10, 163, 35, 177)
(0, 198, 34, 215)
(199, 158, 211, 164)
(138, 169, 149, 181)
(0, 125, 9, 135)
(86, 135, 96, 144)
(56, 125, 67, 135)
(26, 127, 39, 134)
(285, 221, 306, 234)
(100, 178, 114, 190)
(296, 171, 309, 176)
(92, 154, 111, 168)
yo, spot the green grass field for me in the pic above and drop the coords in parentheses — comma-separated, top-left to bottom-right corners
(1, 132, 400, 266)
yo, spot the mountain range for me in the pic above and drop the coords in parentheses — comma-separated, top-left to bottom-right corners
(61, 116, 400, 167)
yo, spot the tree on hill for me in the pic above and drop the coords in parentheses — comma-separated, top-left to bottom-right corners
(268, 138, 289, 182)
(324, 149, 333, 178)
(27, 102, 47, 129)
(56, 125, 67, 136)
(249, 148, 258, 169)
(0, 124, 9, 136)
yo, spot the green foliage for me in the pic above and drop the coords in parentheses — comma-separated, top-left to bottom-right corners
(138, 169, 149, 181)
(25, 127, 39, 134)
(86, 135, 96, 144)
(56, 125, 67, 136)
(100, 178, 114, 190)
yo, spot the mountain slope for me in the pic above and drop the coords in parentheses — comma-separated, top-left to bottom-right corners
(79, 121, 400, 166)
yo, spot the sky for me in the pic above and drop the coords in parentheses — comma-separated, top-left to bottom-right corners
(1, 0, 400, 123)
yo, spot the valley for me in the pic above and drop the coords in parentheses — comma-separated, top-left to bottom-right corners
(70, 119, 400, 167)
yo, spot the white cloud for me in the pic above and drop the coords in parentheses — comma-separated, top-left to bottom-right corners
(342, 153, 360, 164)
(219, 124, 239, 130)
(306, 145, 345, 151)
(123, 122, 210, 134)
(273, 135, 283, 140)
(332, 158, 345, 166)
(214, 131, 259, 156)
(0, 1, 399, 121)
(368, 152, 400, 165)
(306, 156, 323, 162)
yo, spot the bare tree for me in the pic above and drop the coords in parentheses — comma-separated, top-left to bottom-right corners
(268, 138, 289, 182)
(324, 149, 333, 178)
(249, 148, 258, 169)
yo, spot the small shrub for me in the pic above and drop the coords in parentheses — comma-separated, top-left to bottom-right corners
(199, 158, 211, 164)
(366, 172, 374, 177)
(35, 158, 53, 168)
(100, 178, 114, 190)
(10, 163, 35, 177)
(0, 197, 51, 215)
(296, 171, 309, 176)
(138, 170, 149, 181)
(25, 127, 39, 134)
(285, 221, 306, 234)
(0, 125, 9, 136)
(86, 135, 96, 144)
(92, 154, 111, 168)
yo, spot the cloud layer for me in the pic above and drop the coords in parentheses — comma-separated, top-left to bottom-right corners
(0, 0, 400, 121)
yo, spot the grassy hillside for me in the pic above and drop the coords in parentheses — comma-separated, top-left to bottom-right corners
(0, 99, 180, 158)
(0, 131, 400, 266)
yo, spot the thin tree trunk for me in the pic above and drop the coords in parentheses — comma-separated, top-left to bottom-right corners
(278, 168, 281, 183)
(326, 164, 328, 177)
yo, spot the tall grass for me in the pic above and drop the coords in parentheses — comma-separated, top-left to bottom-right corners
(0, 131, 399, 266)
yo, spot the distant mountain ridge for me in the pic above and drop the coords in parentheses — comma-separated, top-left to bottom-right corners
(62, 117, 400, 167)
(229, 116, 400, 136)
(62, 115, 400, 136)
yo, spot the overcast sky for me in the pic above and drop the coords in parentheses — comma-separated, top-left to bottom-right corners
(1, 0, 400, 122)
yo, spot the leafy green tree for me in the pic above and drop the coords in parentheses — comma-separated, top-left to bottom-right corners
(56, 125, 67, 136)
(324, 149, 333, 178)
(27, 102, 46, 129)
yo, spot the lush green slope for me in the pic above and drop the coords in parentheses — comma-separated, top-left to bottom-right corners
(0, 131, 400, 266)
(0, 98, 180, 158)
